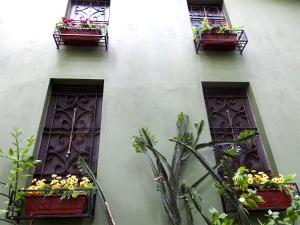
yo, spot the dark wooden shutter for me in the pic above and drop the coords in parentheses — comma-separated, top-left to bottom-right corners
(34, 84, 103, 178)
(203, 87, 271, 173)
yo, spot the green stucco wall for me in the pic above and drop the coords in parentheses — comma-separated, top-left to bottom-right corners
(0, 0, 300, 224)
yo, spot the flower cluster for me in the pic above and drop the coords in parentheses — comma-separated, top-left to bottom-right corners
(247, 171, 270, 185)
(233, 167, 295, 191)
(56, 17, 105, 31)
(80, 176, 94, 189)
(27, 174, 94, 197)
(28, 179, 47, 195)
(197, 17, 242, 35)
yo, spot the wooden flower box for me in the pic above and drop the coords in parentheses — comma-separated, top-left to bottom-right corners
(201, 33, 237, 50)
(223, 189, 292, 213)
(247, 189, 292, 211)
(25, 194, 89, 216)
(60, 29, 101, 46)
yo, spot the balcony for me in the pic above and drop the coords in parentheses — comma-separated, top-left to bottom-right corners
(53, 19, 109, 50)
(193, 28, 248, 54)
(188, 4, 248, 54)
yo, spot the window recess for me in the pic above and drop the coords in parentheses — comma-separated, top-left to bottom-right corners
(203, 86, 271, 174)
(187, 1, 248, 53)
(35, 84, 103, 179)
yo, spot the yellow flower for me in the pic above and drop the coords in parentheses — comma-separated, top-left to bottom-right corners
(51, 174, 57, 178)
(50, 180, 59, 185)
(32, 178, 37, 183)
(272, 177, 284, 184)
(51, 183, 62, 189)
(60, 179, 66, 185)
(247, 174, 253, 178)
(278, 178, 284, 183)
(247, 177, 254, 184)
(260, 178, 268, 184)
(28, 185, 36, 190)
(262, 174, 269, 179)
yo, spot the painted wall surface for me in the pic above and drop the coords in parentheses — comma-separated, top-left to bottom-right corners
(0, 0, 300, 224)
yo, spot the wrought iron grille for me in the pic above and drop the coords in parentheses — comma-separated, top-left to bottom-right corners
(189, 5, 226, 24)
(34, 84, 103, 178)
(203, 87, 271, 173)
(70, 0, 110, 22)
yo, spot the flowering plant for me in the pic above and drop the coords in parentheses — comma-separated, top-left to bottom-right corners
(233, 167, 296, 207)
(233, 167, 296, 191)
(27, 174, 95, 199)
(199, 17, 242, 34)
(56, 17, 106, 32)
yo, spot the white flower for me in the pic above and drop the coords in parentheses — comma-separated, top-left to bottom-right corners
(239, 197, 246, 203)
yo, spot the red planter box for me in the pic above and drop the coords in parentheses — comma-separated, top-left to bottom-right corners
(250, 189, 292, 210)
(25, 194, 88, 216)
(60, 29, 101, 46)
(201, 33, 237, 50)
(223, 189, 292, 213)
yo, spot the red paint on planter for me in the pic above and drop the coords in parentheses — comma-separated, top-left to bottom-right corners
(60, 29, 101, 46)
(201, 33, 237, 50)
(253, 189, 292, 209)
(25, 194, 88, 215)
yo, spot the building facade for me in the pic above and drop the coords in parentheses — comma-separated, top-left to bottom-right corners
(0, 0, 300, 224)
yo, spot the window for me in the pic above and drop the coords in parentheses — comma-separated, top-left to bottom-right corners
(202, 85, 271, 173)
(53, 0, 110, 50)
(187, 1, 248, 53)
(67, 0, 110, 22)
(34, 83, 103, 179)
(188, 4, 226, 29)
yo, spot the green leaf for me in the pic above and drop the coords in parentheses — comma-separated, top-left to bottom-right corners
(287, 207, 294, 215)
(219, 213, 227, 219)
(289, 214, 298, 221)
(255, 196, 265, 203)
(22, 174, 32, 177)
(284, 174, 296, 183)
(192, 120, 204, 148)
(245, 199, 257, 207)
(8, 148, 14, 156)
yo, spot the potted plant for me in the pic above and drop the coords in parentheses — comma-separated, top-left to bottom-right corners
(132, 112, 300, 225)
(0, 128, 114, 223)
(0, 128, 40, 221)
(193, 17, 240, 50)
(56, 17, 107, 46)
(233, 167, 296, 211)
(25, 174, 95, 216)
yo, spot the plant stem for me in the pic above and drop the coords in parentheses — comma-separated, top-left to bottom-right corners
(170, 139, 252, 225)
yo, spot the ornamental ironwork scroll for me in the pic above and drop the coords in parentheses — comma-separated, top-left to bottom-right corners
(203, 87, 271, 173)
(35, 85, 103, 177)
(188, 4, 226, 27)
(70, 0, 110, 22)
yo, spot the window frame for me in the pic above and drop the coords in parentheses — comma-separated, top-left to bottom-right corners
(34, 80, 104, 180)
(202, 84, 272, 174)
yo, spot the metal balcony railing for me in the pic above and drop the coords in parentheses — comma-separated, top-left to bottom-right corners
(194, 30, 248, 54)
(53, 21, 109, 50)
